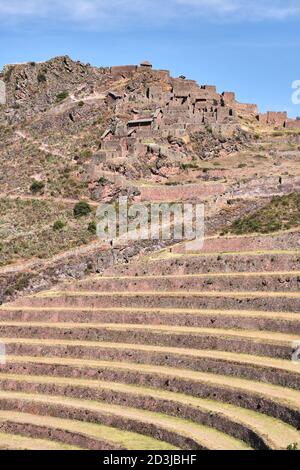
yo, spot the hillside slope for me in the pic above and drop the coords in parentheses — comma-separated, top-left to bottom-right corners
(0, 56, 299, 300)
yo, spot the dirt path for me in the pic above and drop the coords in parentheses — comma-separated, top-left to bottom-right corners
(15, 130, 65, 158)
(0, 192, 99, 208)
(0, 240, 107, 275)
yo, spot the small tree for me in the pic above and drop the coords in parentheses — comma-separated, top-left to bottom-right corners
(37, 72, 47, 83)
(53, 220, 65, 231)
(74, 201, 92, 218)
(98, 176, 108, 186)
(30, 180, 45, 194)
(88, 221, 97, 234)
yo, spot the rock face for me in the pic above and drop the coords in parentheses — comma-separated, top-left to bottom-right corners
(0, 56, 103, 120)
(0, 57, 259, 195)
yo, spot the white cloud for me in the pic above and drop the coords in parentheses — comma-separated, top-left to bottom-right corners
(0, 0, 299, 29)
(177, 0, 300, 20)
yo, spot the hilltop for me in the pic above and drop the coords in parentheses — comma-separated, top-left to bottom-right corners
(0, 56, 300, 299)
(1, 55, 299, 198)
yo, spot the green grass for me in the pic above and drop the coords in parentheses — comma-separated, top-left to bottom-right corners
(223, 193, 300, 235)
(56, 91, 69, 103)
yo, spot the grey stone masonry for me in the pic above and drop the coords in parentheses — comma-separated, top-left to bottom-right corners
(88, 62, 263, 172)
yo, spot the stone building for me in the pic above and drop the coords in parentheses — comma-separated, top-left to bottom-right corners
(87, 62, 297, 182)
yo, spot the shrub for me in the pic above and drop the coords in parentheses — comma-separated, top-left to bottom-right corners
(88, 221, 97, 234)
(37, 72, 47, 83)
(80, 149, 93, 159)
(180, 163, 198, 171)
(53, 220, 65, 231)
(223, 193, 300, 235)
(4, 66, 13, 82)
(287, 443, 298, 451)
(98, 176, 108, 186)
(4, 287, 14, 297)
(30, 180, 45, 194)
(74, 201, 92, 218)
(78, 101, 85, 107)
(15, 274, 31, 291)
(56, 91, 69, 103)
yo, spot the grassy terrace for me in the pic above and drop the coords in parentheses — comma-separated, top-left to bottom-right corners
(0, 409, 175, 450)
(0, 198, 97, 266)
(0, 374, 299, 449)
(224, 193, 300, 235)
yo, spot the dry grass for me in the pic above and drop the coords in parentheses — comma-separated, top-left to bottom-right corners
(0, 198, 97, 266)
(0, 373, 298, 449)
(224, 193, 300, 235)
(0, 390, 250, 450)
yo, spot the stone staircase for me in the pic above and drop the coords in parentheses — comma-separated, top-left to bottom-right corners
(0, 234, 300, 450)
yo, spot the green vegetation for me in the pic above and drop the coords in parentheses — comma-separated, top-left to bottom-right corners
(30, 180, 45, 194)
(287, 443, 298, 451)
(37, 72, 47, 83)
(98, 176, 109, 186)
(3, 66, 13, 82)
(0, 198, 97, 267)
(74, 201, 92, 218)
(165, 181, 180, 186)
(80, 149, 93, 159)
(180, 162, 199, 171)
(88, 221, 97, 234)
(223, 193, 300, 235)
(53, 220, 65, 231)
(56, 90, 69, 103)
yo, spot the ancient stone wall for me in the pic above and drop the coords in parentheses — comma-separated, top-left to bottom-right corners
(95, 63, 267, 165)
(234, 102, 258, 116)
(110, 65, 138, 75)
(258, 111, 287, 127)
(285, 119, 300, 129)
(222, 92, 236, 103)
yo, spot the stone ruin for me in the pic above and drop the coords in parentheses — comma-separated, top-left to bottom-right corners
(91, 62, 260, 175)
(87, 61, 300, 183)
(257, 111, 300, 129)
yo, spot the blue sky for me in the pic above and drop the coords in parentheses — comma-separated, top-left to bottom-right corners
(0, 0, 300, 117)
